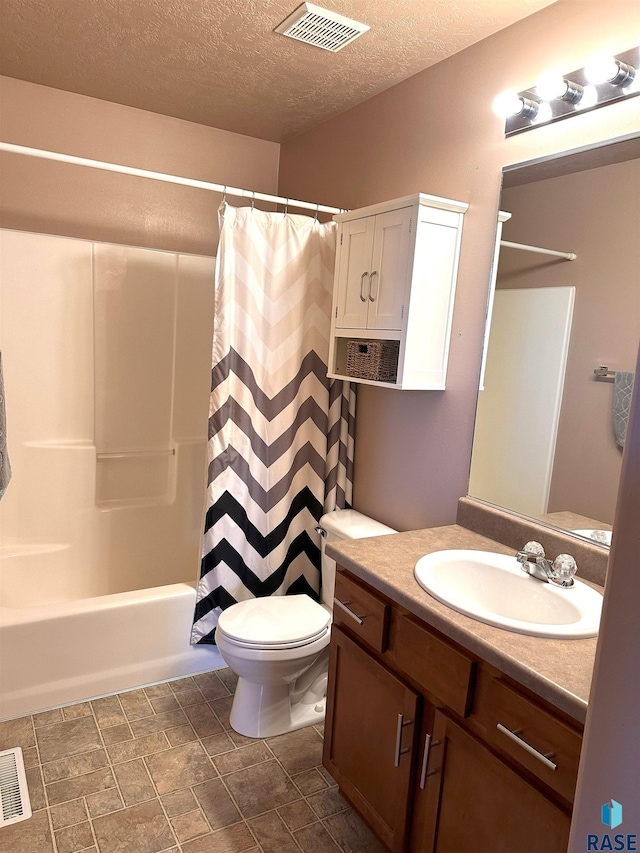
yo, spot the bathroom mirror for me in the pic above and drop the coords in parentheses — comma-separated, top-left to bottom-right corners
(468, 136, 640, 548)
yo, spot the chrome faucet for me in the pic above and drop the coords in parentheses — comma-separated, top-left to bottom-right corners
(515, 541, 578, 588)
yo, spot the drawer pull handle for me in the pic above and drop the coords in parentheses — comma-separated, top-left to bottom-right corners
(334, 598, 365, 626)
(497, 723, 557, 771)
(394, 713, 413, 767)
(419, 734, 442, 788)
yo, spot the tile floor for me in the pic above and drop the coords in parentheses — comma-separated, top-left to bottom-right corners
(0, 668, 385, 853)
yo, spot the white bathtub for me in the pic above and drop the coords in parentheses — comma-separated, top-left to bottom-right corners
(0, 580, 223, 720)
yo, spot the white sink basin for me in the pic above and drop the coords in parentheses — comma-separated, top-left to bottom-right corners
(414, 549, 602, 638)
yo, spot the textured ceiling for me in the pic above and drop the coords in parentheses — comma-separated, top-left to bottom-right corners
(0, 0, 557, 142)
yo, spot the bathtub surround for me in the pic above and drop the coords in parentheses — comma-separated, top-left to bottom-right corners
(0, 229, 224, 719)
(0, 230, 216, 597)
(0, 668, 382, 853)
(192, 205, 355, 644)
(0, 351, 10, 499)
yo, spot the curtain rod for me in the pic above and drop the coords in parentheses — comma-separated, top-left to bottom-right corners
(500, 239, 576, 261)
(0, 142, 345, 215)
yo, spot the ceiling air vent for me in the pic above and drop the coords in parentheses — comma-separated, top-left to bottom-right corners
(275, 3, 369, 52)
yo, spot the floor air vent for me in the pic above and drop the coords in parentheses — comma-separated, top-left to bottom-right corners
(0, 748, 32, 827)
(275, 2, 369, 52)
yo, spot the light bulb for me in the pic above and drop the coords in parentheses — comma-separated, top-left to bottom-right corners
(493, 91, 525, 118)
(536, 72, 568, 101)
(585, 53, 620, 84)
(531, 102, 553, 124)
(575, 84, 599, 110)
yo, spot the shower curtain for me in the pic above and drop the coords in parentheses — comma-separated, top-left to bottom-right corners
(191, 203, 355, 645)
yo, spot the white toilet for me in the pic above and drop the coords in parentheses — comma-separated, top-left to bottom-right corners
(215, 509, 396, 737)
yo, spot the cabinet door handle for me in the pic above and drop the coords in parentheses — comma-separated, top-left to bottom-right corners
(418, 734, 442, 788)
(359, 271, 368, 302)
(369, 270, 378, 302)
(497, 723, 557, 771)
(333, 598, 365, 626)
(394, 713, 413, 767)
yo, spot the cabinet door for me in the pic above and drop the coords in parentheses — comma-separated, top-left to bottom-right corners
(420, 710, 570, 853)
(334, 216, 375, 329)
(367, 207, 412, 331)
(324, 625, 418, 853)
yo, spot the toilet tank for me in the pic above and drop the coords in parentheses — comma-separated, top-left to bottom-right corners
(317, 509, 396, 609)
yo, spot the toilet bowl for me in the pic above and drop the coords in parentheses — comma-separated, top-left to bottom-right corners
(215, 509, 396, 738)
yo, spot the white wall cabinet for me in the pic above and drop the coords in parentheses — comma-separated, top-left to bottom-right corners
(328, 193, 467, 390)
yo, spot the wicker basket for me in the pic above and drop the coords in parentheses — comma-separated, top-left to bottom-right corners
(346, 339, 400, 383)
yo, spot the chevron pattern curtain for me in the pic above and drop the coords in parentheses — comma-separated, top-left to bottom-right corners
(191, 204, 355, 645)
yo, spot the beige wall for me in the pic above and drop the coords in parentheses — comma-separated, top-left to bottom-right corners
(498, 159, 640, 524)
(0, 76, 280, 254)
(278, 0, 640, 531)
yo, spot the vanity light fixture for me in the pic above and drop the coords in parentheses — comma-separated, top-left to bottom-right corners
(497, 45, 639, 136)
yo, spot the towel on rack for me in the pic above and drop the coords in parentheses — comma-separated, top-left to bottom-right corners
(0, 351, 11, 499)
(613, 370, 635, 448)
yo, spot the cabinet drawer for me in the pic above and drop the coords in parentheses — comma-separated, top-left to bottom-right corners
(333, 571, 390, 653)
(393, 614, 476, 717)
(476, 677, 582, 802)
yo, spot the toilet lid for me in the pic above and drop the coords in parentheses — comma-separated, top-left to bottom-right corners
(217, 595, 330, 647)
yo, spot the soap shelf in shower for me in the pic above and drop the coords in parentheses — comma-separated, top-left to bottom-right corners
(96, 448, 176, 505)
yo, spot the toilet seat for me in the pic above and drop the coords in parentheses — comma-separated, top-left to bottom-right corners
(217, 625, 330, 652)
(217, 594, 330, 651)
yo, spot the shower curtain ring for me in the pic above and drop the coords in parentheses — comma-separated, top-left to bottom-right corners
(285, 198, 289, 215)
(314, 203, 319, 223)
(222, 186, 227, 204)
(251, 191, 255, 210)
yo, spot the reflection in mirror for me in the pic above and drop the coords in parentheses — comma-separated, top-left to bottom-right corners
(469, 137, 640, 548)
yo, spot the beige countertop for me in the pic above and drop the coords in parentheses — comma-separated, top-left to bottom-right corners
(327, 524, 601, 725)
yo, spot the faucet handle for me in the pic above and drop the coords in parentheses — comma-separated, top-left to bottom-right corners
(516, 541, 547, 574)
(551, 554, 578, 587)
(522, 541, 546, 558)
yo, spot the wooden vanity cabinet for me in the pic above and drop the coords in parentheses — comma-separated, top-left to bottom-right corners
(324, 625, 420, 852)
(325, 568, 578, 853)
(414, 710, 571, 853)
